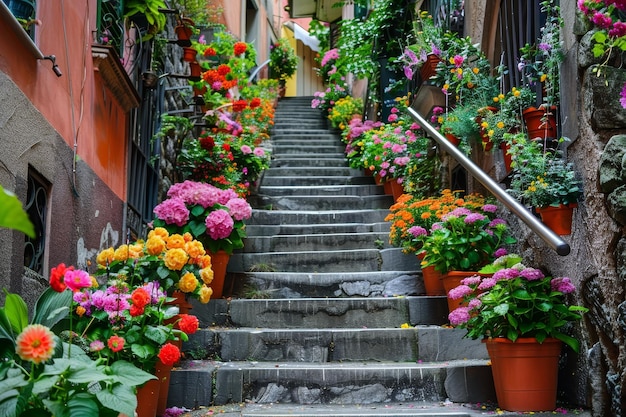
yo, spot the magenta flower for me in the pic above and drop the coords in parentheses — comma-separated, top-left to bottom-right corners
(494, 248, 508, 258)
(477, 277, 497, 291)
(464, 213, 486, 224)
(64, 269, 93, 292)
(408, 226, 427, 237)
(448, 284, 473, 300)
(153, 198, 190, 227)
(520, 267, 545, 281)
(225, 198, 252, 221)
(551, 277, 576, 294)
(205, 209, 234, 240)
(448, 307, 471, 326)
(240, 145, 252, 154)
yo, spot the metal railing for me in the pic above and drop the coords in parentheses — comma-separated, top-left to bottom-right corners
(406, 106, 571, 256)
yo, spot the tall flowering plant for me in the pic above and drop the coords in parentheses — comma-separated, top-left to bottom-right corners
(153, 180, 252, 255)
(448, 254, 588, 352)
(409, 206, 516, 274)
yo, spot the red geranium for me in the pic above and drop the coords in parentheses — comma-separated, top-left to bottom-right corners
(249, 97, 261, 108)
(107, 335, 125, 352)
(177, 314, 199, 335)
(49, 263, 73, 292)
(233, 42, 247, 55)
(217, 64, 231, 76)
(157, 342, 181, 366)
(204, 47, 217, 57)
(232, 99, 248, 112)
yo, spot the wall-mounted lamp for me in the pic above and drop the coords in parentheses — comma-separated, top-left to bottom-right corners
(42, 55, 62, 77)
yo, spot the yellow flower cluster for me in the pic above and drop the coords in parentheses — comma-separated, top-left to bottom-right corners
(95, 227, 215, 303)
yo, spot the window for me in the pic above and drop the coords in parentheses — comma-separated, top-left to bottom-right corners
(3, 0, 38, 38)
(96, 0, 124, 54)
(23, 168, 49, 275)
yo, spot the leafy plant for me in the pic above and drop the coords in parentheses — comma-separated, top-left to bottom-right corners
(269, 38, 298, 81)
(448, 254, 588, 352)
(123, 0, 168, 39)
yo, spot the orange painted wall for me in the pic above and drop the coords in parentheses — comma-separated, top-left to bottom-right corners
(0, 1, 128, 201)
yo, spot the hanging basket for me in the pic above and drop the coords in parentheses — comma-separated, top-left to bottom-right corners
(484, 337, 562, 411)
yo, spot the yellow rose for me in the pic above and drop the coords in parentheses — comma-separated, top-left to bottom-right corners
(167, 234, 186, 249)
(96, 247, 115, 266)
(146, 235, 166, 256)
(185, 240, 206, 260)
(128, 242, 144, 259)
(149, 227, 170, 240)
(164, 248, 188, 271)
(199, 285, 213, 303)
(178, 272, 198, 293)
(113, 245, 130, 262)
(200, 267, 214, 284)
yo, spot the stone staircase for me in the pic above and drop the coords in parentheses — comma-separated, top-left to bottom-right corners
(168, 97, 498, 415)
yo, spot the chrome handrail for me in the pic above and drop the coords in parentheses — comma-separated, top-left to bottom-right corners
(406, 106, 571, 256)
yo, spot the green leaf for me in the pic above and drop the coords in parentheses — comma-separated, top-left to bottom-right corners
(131, 342, 156, 360)
(493, 303, 509, 316)
(144, 325, 168, 345)
(110, 360, 156, 386)
(32, 288, 72, 328)
(3, 293, 28, 334)
(0, 309, 16, 343)
(96, 383, 137, 417)
(0, 186, 35, 238)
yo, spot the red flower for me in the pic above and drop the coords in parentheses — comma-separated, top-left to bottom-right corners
(107, 335, 125, 352)
(233, 42, 247, 55)
(50, 263, 73, 292)
(232, 99, 248, 112)
(129, 304, 145, 317)
(217, 64, 231, 76)
(131, 287, 151, 308)
(204, 47, 216, 57)
(249, 97, 261, 108)
(157, 342, 181, 366)
(200, 135, 215, 151)
(222, 143, 231, 151)
(177, 314, 199, 335)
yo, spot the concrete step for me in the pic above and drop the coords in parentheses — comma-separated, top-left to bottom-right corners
(270, 157, 349, 168)
(259, 177, 377, 188)
(271, 152, 347, 160)
(245, 209, 391, 225)
(271, 133, 340, 141)
(263, 167, 362, 177)
(257, 184, 384, 197)
(230, 247, 417, 273)
(180, 402, 592, 417)
(272, 144, 346, 154)
(168, 359, 494, 409)
(270, 138, 342, 146)
(244, 222, 389, 236)
(184, 326, 488, 363)
(240, 231, 390, 252)
(246, 193, 394, 210)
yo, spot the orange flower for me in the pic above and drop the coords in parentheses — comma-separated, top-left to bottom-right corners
(177, 314, 199, 335)
(107, 335, 125, 352)
(16, 324, 56, 364)
(199, 285, 213, 303)
(164, 248, 188, 271)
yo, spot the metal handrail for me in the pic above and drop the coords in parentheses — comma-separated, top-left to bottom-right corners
(406, 106, 571, 256)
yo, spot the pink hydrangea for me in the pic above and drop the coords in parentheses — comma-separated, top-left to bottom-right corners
(448, 307, 471, 326)
(205, 209, 234, 240)
(551, 277, 576, 294)
(448, 284, 473, 300)
(153, 198, 190, 227)
(225, 198, 252, 221)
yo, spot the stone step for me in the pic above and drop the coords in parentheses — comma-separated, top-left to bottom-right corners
(272, 145, 346, 154)
(263, 166, 365, 177)
(271, 133, 340, 141)
(240, 231, 390, 252)
(168, 359, 495, 409)
(246, 193, 394, 210)
(270, 157, 349, 168)
(184, 326, 487, 363)
(270, 137, 342, 145)
(245, 209, 391, 225)
(256, 184, 384, 197)
(260, 173, 376, 187)
(179, 402, 592, 417)
(230, 247, 415, 273)
(271, 152, 347, 160)
(245, 222, 389, 236)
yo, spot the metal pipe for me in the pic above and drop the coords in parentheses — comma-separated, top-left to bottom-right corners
(406, 106, 571, 256)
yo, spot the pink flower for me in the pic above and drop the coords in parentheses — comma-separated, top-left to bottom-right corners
(154, 198, 190, 227)
(453, 54, 464, 67)
(205, 209, 234, 240)
(448, 307, 471, 326)
(240, 145, 252, 154)
(253, 147, 265, 157)
(551, 277, 576, 294)
(64, 269, 93, 292)
(225, 198, 252, 221)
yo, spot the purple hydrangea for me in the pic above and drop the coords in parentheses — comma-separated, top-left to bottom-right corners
(519, 267, 545, 281)
(448, 284, 473, 300)
(551, 277, 576, 294)
(448, 307, 471, 326)
(464, 213, 486, 224)
(408, 226, 427, 237)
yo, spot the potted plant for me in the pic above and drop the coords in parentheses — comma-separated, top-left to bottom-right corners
(152, 180, 253, 298)
(269, 38, 298, 88)
(0, 285, 156, 417)
(385, 190, 504, 297)
(447, 254, 588, 411)
(507, 134, 582, 234)
(123, 0, 168, 40)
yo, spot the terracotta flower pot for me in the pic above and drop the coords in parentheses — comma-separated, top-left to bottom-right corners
(155, 361, 173, 417)
(522, 106, 557, 142)
(420, 54, 441, 82)
(182, 46, 197, 63)
(417, 252, 445, 296)
(444, 133, 460, 147)
(484, 337, 562, 411)
(175, 24, 193, 47)
(536, 203, 577, 235)
(135, 377, 160, 417)
(208, 250, 230, 298)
